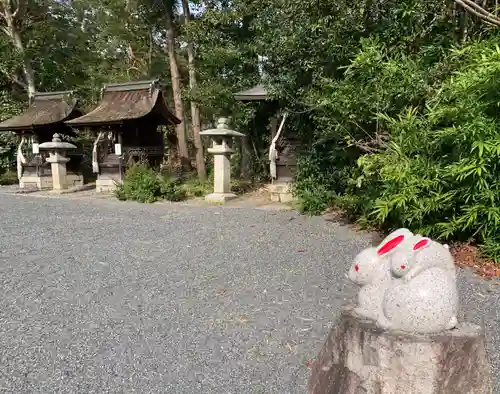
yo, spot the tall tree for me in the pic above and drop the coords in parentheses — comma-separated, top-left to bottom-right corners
(181, 0, 205, 179)
(164, 1, 189, 168)
(0, 0, 35, 98)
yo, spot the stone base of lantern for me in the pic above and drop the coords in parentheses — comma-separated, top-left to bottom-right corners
(308, 307, 492, 394)
(205, 192, 238, 204)
(20, 175, 53, 190)
(20, 174, 83, 190)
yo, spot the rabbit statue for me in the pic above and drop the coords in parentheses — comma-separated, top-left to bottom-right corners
(348, 229, 413, 325)
(403, 237, 455, 282)
(383, 236, 459, 333)
(390, 236, 456, 281)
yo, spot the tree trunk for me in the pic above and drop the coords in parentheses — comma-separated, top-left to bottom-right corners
(0, 1, 36, 99)
(181, 0, 206, 180)
(240, 135, 251, 178)
(165, 11, 189, 169)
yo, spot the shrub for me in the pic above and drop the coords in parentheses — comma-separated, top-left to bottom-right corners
(182, 178, 211, 197)
(293, 35, 500, 260)
(160, 177, 187, 202)
(336, 39, 500, 260)
(0, 170, 17, 186)
(114, 164, 187, 203)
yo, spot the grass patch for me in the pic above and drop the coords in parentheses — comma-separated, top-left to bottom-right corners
(0, 170, 17, 186)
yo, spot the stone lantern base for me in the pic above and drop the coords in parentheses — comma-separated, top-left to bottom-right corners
(20, 174, 83, 190)
(205, 192, 238, 204)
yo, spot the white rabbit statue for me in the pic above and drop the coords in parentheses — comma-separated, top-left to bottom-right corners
(384, 235, 458, 333)
(348, 229, 459, 334)
(348, 228, 413, 326)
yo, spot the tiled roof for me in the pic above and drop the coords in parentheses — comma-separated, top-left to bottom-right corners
(66, 80, 180, 127)
(0, 91, 80, 131)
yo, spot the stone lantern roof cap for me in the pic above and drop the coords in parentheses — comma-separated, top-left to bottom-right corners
(38, 133, 77, 150)
(200, 117, 245, 137)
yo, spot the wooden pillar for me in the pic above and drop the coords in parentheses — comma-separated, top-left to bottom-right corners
(115, 131, 122, 155)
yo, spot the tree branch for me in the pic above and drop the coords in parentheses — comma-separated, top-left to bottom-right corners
(11, 73, 27, 88)
(0, 25, 10, 36)
(10, 0, 20, 19)
(0, 63, 27, 89)
(461, 0, 493, 16)
(454, 0, 500, 26)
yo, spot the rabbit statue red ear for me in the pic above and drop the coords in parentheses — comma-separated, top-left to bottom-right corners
(412, 237, 430, 251)
(377, 234, 405, 256)
(383, 235, 458, 333)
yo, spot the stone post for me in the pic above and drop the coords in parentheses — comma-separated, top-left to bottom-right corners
(38, 133, 77, 191)
(308, 308, 492, 394)
(200, 118, 245, 203)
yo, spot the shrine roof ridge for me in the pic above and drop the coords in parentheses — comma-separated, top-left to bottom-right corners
(33, 90, 76, 101)
(103, 79, 159, 93)
(66, 79, 180, 128)
(0, 90, 80, 132)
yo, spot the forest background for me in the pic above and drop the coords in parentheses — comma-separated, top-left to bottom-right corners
(2, 0, 500, 261)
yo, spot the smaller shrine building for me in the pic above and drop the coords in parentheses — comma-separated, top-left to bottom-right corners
(66, 80, 180, 192)
(0, 91, 84, 189)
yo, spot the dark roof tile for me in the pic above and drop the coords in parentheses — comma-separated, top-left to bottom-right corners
(0, 91, 79, 131)
(66, 80, 180, 127)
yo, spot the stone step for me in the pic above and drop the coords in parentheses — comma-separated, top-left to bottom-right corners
(266, 183, 291, 194)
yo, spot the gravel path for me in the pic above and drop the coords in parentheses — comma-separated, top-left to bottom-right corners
(0, 193, 498, 393)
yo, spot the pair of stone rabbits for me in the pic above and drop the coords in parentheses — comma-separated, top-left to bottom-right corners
(348, 228, 459, 334)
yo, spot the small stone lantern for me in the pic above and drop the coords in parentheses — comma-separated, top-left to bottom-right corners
(38, 133, 77, 191)
(200, 118, 245, 203)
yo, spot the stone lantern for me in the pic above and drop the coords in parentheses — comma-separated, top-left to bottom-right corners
(38, 133, 77, 191)
(200, 118, 245, 203)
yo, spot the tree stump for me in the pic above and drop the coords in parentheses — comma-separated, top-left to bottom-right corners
(308, 307, 492, 394)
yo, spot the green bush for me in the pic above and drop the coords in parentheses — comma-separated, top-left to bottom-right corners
(114, 164, 186, 203)
(182, 178, 211, 197)
(350, 41, 500, 258)
(293, 143, 353, 215)
(0, 170, 17, 185)
(294, 36, 500, 260)
(160, 177, 187, 202)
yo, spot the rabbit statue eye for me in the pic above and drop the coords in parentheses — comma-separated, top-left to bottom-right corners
(401, 265, 406, 270)
(355, 264, 359, 272)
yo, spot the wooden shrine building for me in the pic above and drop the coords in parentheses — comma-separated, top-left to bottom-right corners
(234, 85, 300, 202)
(66, 80, 180, 192)
(0, 91, 84, 189)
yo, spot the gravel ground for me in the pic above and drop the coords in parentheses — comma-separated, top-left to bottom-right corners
(0, 192, 498, 393)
